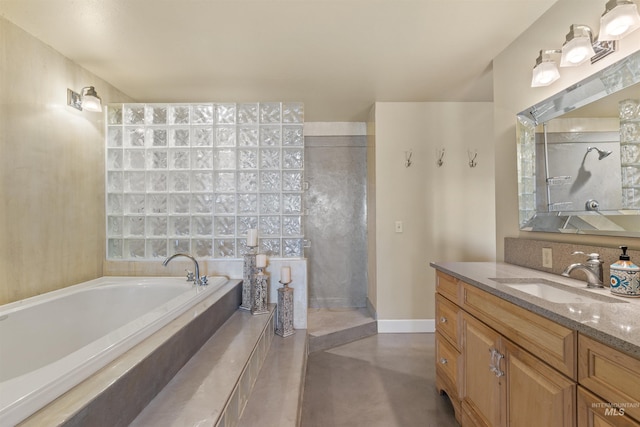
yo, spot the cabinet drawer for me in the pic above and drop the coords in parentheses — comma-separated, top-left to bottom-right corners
(436, 294, 460, 349)
(461, 281, 576, 379)
(436, 331, 461, 395)
(578, 334, 640, 423)
(578, 386, 640, 427)
(436, 271, 459, 303)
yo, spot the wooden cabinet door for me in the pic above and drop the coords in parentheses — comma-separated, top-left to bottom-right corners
(462, 313, 505, 427)
(578, 334, 640, 423)
(504, 339, 576, 427)
(578, 386, 640, 427)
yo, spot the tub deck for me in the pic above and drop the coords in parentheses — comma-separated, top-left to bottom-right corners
(18, 280, 242, 427)
(131, 306, 307, 427)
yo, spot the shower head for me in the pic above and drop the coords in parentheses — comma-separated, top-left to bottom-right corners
(587, 146, 612, 160)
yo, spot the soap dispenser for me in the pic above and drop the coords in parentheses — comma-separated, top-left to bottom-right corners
(610, 246, 640, 297)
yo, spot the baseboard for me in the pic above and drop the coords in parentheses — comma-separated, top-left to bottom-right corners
(377, 319, 435, 333)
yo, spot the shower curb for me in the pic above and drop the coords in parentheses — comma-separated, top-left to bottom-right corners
(308, 320, 378, 353)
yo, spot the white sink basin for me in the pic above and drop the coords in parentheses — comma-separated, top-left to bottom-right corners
(490, 278, 627, 304)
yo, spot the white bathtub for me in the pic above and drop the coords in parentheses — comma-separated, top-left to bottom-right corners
(0, 276, 229, 426)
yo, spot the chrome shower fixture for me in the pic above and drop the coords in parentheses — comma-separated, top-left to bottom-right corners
(587, 146, 612, 160)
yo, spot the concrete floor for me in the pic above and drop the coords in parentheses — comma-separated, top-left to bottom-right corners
(300, 333, 459, 427)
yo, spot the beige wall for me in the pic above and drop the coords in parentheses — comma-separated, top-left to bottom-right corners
(0, 17, 133, 304)
(494, 0, 640, 260)
(372, 102, 496, 322)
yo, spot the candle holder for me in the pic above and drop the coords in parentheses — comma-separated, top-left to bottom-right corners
(275, 280, 295, 337)
(240, 245, 257, 311)
(251, 267, 269, 315)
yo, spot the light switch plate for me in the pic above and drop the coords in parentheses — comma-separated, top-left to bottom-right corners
(542, 247, 553, 268)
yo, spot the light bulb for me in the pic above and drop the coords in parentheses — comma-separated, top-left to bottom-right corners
(566, 47, 589, 64)
(606, 16, 633, 35)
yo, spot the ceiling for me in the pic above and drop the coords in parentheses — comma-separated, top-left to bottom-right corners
(0, 0, 559, 121)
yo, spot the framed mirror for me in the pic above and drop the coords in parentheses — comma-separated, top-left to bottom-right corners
(517, 49, 640, 236)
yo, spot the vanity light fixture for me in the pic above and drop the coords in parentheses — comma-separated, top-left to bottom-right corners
(560, 25, 597, 67)
(531, 49, 561, 87)
(67, 86, 103, 112)
(530, 0, 636, 88)
(598, 0, 640, 40)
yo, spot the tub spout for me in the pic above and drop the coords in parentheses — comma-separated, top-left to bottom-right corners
(163, 253, 207, 286)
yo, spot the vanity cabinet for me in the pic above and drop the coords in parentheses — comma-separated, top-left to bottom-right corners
(434, 266, 640, 427)
(436, 271, 575, 426)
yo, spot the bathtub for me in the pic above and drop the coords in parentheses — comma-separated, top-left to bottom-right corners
(0, 276, 229, 426)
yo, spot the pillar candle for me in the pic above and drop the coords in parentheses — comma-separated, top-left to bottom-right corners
(281, 266, 291, 283)
(256, 254, 267, 268)
(246, 229, 258, 247)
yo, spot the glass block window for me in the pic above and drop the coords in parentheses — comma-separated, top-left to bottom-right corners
(106, 102, 305, 259)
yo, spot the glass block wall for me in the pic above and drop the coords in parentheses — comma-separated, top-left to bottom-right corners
(105, 102, 305, 259)
(620, 99, 640, 209)
(516, 115, 536, 226)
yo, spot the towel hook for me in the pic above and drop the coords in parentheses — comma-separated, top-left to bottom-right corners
(436, 147, 445, 167)
(468, 149, 478, 168)
(405, 150, 413, 168)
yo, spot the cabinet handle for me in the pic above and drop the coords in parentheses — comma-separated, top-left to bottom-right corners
(489, 348, 505, 378)
(439, 358, 448, 365)
(440, 316, 447, 323)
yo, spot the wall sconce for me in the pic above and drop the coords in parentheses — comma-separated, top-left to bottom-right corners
(560, 25, 596, 67)
(531, 49, 561, 87)
(67, 86, 103, 112)
(598, 0, 640, 40)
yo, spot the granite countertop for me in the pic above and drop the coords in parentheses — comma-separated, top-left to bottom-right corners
(430, 261, 640, 359)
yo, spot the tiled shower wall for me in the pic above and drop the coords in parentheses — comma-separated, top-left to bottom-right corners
(105, 102, 305, 260)
(304, 135, 368, 308)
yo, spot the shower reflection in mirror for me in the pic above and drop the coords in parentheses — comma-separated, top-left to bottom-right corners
(537, 120, 622, 214)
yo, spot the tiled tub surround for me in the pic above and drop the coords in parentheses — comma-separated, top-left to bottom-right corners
(15, 279, 242, 427)
(106, 102, 305, 260)
(430, 261, 640, 358)
(131, 307, 278, 427)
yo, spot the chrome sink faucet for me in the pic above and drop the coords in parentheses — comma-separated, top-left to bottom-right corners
(163, 253, 208, 286)
(561, 251, 604, 288)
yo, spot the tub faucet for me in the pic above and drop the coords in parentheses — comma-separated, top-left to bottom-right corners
(561, 251, 604, 288)
(163, 253, 208, 286)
